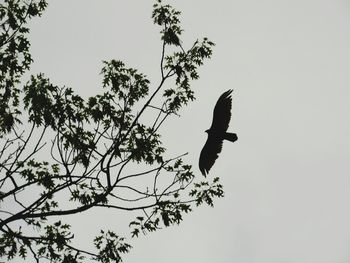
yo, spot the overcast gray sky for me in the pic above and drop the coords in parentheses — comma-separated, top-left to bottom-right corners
(27, 0, 350, 262)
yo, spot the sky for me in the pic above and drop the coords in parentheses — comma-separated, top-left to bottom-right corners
(25, 0, 350, 262)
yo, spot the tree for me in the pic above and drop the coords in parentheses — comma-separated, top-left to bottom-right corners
(0, 1, 224, 262)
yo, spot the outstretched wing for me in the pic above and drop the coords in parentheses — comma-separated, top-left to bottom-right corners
(199, 90, 234, 176)
(209, 90, 232, 133)
(199, 135, 224, 176)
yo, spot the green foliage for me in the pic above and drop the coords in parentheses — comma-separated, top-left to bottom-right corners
(0, 0, 224, 262)
(0, 0, 48, 133)
(37, 222, 73, 260)
(163, 38, 215, 112)
(152, 0, 182, 46)
(94, 231, 131, 263)
(190, 177, 224, 206)
(101, 60, 150, 106)
(24, 74, 86, 129)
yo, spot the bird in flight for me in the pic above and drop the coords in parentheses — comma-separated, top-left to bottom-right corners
(199, 90, 237, 176)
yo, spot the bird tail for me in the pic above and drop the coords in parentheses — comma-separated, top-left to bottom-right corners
(224, 132, 238, 142)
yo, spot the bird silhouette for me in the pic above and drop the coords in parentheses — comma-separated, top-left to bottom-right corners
(199, 90, 237, 176)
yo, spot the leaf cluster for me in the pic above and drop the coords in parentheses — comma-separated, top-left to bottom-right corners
(0, 0, 48, 133)
(94, 231, 131, 263)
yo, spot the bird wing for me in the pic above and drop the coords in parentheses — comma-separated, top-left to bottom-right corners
(199, 134, 224, 176)
(209, 90, 233, 132)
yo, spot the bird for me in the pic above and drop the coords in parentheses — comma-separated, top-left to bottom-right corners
(199, 90, 237, 176)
